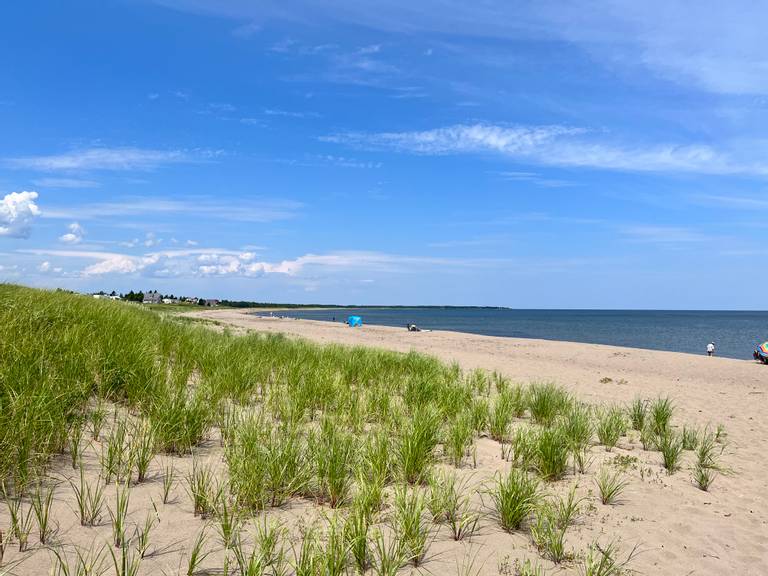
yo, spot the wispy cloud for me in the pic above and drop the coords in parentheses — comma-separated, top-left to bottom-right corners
(620, 225, 709, 244)
(42, 196, 303, 223)
(263, 108, 320, 119)
(324, 123, 768, 175)
(5, 147, 215, 172)
(694, 194, 768, 210)
(156, 0, 768, 96)
(495, 171, 573, 188)
(32, 177, 100, 189)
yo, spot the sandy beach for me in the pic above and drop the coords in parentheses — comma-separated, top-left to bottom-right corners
(185, 309, 768, 575)
(4, 307, 767, 576)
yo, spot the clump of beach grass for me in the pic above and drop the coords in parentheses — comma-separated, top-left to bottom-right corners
(531, 504, 569, 563)
(31, 480, 57, 545)
(649, 397, 674, 436)
(108, 480, 131, 548)
(426, 470, 479, 540)
(491, 468, 541, 532)
(131, 419, 156, 483)
(70, 465, 105, 526)
(594, 468, 628, 505)
(51, 542, 108, 576)
(469, 397, 490, 435)
(596, 406, 626, 451)
(135, 505, 159, 559)
(370, 528, 408, 576)
(553, 484, 585, 528)
(396, 407, 440, 484)
(657, 430, 684, 474)
(693, 433, 723, 491)
(681, 425, 699, 451)
(508, 425, 538, 470)
(68, 418, 85, 469)
(313, 418, 356, 507)
(515, 558, 544, 576)
(489, 393, 514, 443)
(627, 398, 647, 432)
(185, 527, 211, 576)
(535, 426, 570, 481)
(528, 382, 569, 427)
(580, 540, 639, 576)
(393, 485, 430, 566)
(101, 418, 133, 485)
(345, 504, 370, 574)
(4, 490, 34, 552)
(162, 460, 176, 504)
(445, 411, 475, 467)
(185, 458, 216, 518)
(108, 540, 143, 576)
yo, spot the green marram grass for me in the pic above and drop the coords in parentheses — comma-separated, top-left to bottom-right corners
(0, 283, 721, 573)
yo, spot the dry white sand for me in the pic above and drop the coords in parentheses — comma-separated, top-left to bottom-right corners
(3, 308, 766, 575)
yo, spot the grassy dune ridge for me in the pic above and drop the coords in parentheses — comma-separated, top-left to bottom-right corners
(0, 284, 726, 574)
(0, 284, 455, 491)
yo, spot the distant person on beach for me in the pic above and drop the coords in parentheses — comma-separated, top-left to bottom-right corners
(707, 342, 715, 356)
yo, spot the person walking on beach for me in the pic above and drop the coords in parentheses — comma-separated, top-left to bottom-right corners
(707, 342, 715, 356)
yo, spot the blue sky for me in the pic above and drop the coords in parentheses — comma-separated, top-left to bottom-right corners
(1, 1, 767, 307)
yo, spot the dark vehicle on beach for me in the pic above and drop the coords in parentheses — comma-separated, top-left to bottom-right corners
(754, 342, 768, 364)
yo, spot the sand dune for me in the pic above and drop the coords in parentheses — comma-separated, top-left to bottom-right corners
(187, 309, 768, 575)
(4, 308, 766, 576)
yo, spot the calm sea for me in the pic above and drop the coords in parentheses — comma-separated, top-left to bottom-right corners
(270, 308, 768, 360)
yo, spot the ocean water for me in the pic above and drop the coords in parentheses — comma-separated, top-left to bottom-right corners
(270, 308, 768, 360)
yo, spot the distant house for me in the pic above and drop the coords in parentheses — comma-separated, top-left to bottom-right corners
(142, 290, 162, 304)
(203, 299, 220, 307)
(109, 295, 121, 301)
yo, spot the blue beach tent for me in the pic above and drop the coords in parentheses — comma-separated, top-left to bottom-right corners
(347, 315, 363, 327)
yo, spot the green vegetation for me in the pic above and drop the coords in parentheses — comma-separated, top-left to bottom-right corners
(594, 468, 628, 505)
(491, 468, 541, 531)
(0, 284, 721, 574)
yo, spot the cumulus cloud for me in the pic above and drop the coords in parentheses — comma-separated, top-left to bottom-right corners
(18, 247, 506, 279)
(0, 191, 41, 238)
(59, 222, 85, 244)
(38, 261, 51, 272)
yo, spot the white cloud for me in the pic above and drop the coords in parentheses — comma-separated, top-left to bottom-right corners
(18, 247, 510, 279)
(155, 0, 768, 96)
(0, 191, 41, 238)
(143, 232, 162, 247)
(59, 222, 85, 244)
(38, 261, 50, 272)
(325, 123, 768, 175)
(32, 177, 100, 188)
(263, 108, 320, 119)
(6, 147, 200, 172)
(694, 194, 768, 210)
(620, 226, 709, 244)
(43, 196, 302, 223)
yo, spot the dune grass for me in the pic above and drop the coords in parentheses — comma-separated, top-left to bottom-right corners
(0, 284, 722, 574)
